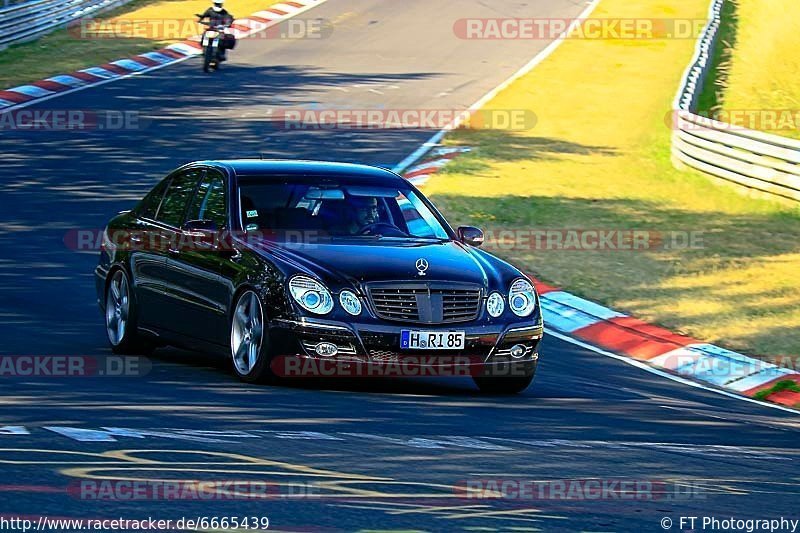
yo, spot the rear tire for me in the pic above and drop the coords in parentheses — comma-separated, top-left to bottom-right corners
(104, 269, 154, 355)
(473, 373, 534, 394)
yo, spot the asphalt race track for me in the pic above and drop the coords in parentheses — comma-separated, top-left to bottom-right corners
(1, 0, 800, 531)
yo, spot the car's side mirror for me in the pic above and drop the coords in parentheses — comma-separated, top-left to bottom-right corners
(457, 226, 484, 247)
(183, 219, 218, 233)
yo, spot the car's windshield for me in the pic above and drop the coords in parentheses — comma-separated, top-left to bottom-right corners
(237, 176, 451, 240)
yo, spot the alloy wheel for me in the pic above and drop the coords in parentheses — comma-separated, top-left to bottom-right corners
(230, 291, 264, 375)
(106, 270, 130, 346)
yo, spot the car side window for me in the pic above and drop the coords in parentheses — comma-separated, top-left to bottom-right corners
(136, 178, 169, 220)
(186, 170, 227, 229)
(156, 170, 203, 227)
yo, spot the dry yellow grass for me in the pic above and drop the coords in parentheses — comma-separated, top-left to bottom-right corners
(0, 0, 277, 89)
(424, 0, 800, 360)
(721, 0, 800, 139)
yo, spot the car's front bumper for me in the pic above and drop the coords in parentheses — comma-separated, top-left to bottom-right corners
(267, 317, 542, 378)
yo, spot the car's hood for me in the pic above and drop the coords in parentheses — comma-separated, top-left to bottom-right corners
(249, 238, 517, 289)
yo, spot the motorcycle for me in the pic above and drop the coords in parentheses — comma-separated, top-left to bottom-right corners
(197, 19, 234, 72)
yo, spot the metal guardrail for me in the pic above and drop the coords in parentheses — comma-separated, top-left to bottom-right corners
(673, 112, 800, 202)
(671, 0, 800, 202)
(0, 0, 133, 49)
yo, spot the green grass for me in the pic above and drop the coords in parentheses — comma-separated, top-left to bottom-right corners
(718, 0, 800, 139)
(753, 380, 800, 402)
(422, 0, 800, 362)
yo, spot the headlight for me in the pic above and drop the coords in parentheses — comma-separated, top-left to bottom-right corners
(288, 276, 333, 315)
(508, 278, 537, 317)
(486, 292, 504, 317)
(339, 290, 362, 316)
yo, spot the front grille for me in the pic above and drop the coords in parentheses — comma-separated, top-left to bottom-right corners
(368, 287, 425, 321)
(368, 349, 487, 360)
(441, 289, 482, 322)
(368, 283, 483, 324)
(368, 349, 401, 363)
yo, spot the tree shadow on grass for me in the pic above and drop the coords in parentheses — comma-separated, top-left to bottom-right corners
(438, 128, 618, 175)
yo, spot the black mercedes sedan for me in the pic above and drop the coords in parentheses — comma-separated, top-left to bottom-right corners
(96, 160, 543, 393)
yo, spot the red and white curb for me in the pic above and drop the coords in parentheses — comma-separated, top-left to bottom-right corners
(0, 0, 327, 112)
(401, 149, 800, 410)
(404, 147, 471, 186)
(531, 282, 800, 407)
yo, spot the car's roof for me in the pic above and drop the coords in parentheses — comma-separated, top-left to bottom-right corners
(194, 159, 405, 182)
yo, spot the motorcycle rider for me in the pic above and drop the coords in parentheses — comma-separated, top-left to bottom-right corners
(197, 0, 234, 60)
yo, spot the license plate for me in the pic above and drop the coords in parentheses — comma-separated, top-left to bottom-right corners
(400, 330, 465, 350)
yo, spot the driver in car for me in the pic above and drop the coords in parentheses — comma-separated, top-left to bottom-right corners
(349, 196, 380, 234)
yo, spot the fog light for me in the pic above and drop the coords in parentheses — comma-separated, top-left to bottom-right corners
(315, 342, 338, 357)
(510, 344, 527, 358)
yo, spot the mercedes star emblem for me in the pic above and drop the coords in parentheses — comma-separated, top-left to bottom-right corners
(415, 258, 429, 276)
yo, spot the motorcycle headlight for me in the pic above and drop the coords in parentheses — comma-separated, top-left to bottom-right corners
(508, 278, 537, 317)
(486, 292, 505, 318)
(339, 290, 362, 316)
(289, 276, 333, 315)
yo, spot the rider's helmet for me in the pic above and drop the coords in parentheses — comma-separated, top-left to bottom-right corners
(212, 0, 224, 12)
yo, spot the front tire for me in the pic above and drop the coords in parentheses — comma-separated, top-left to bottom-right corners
(203, 45, 214, 72)
(230, 290, 275, 383)
(105, 269, 153, 355)
(473, 373, 534, 394)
